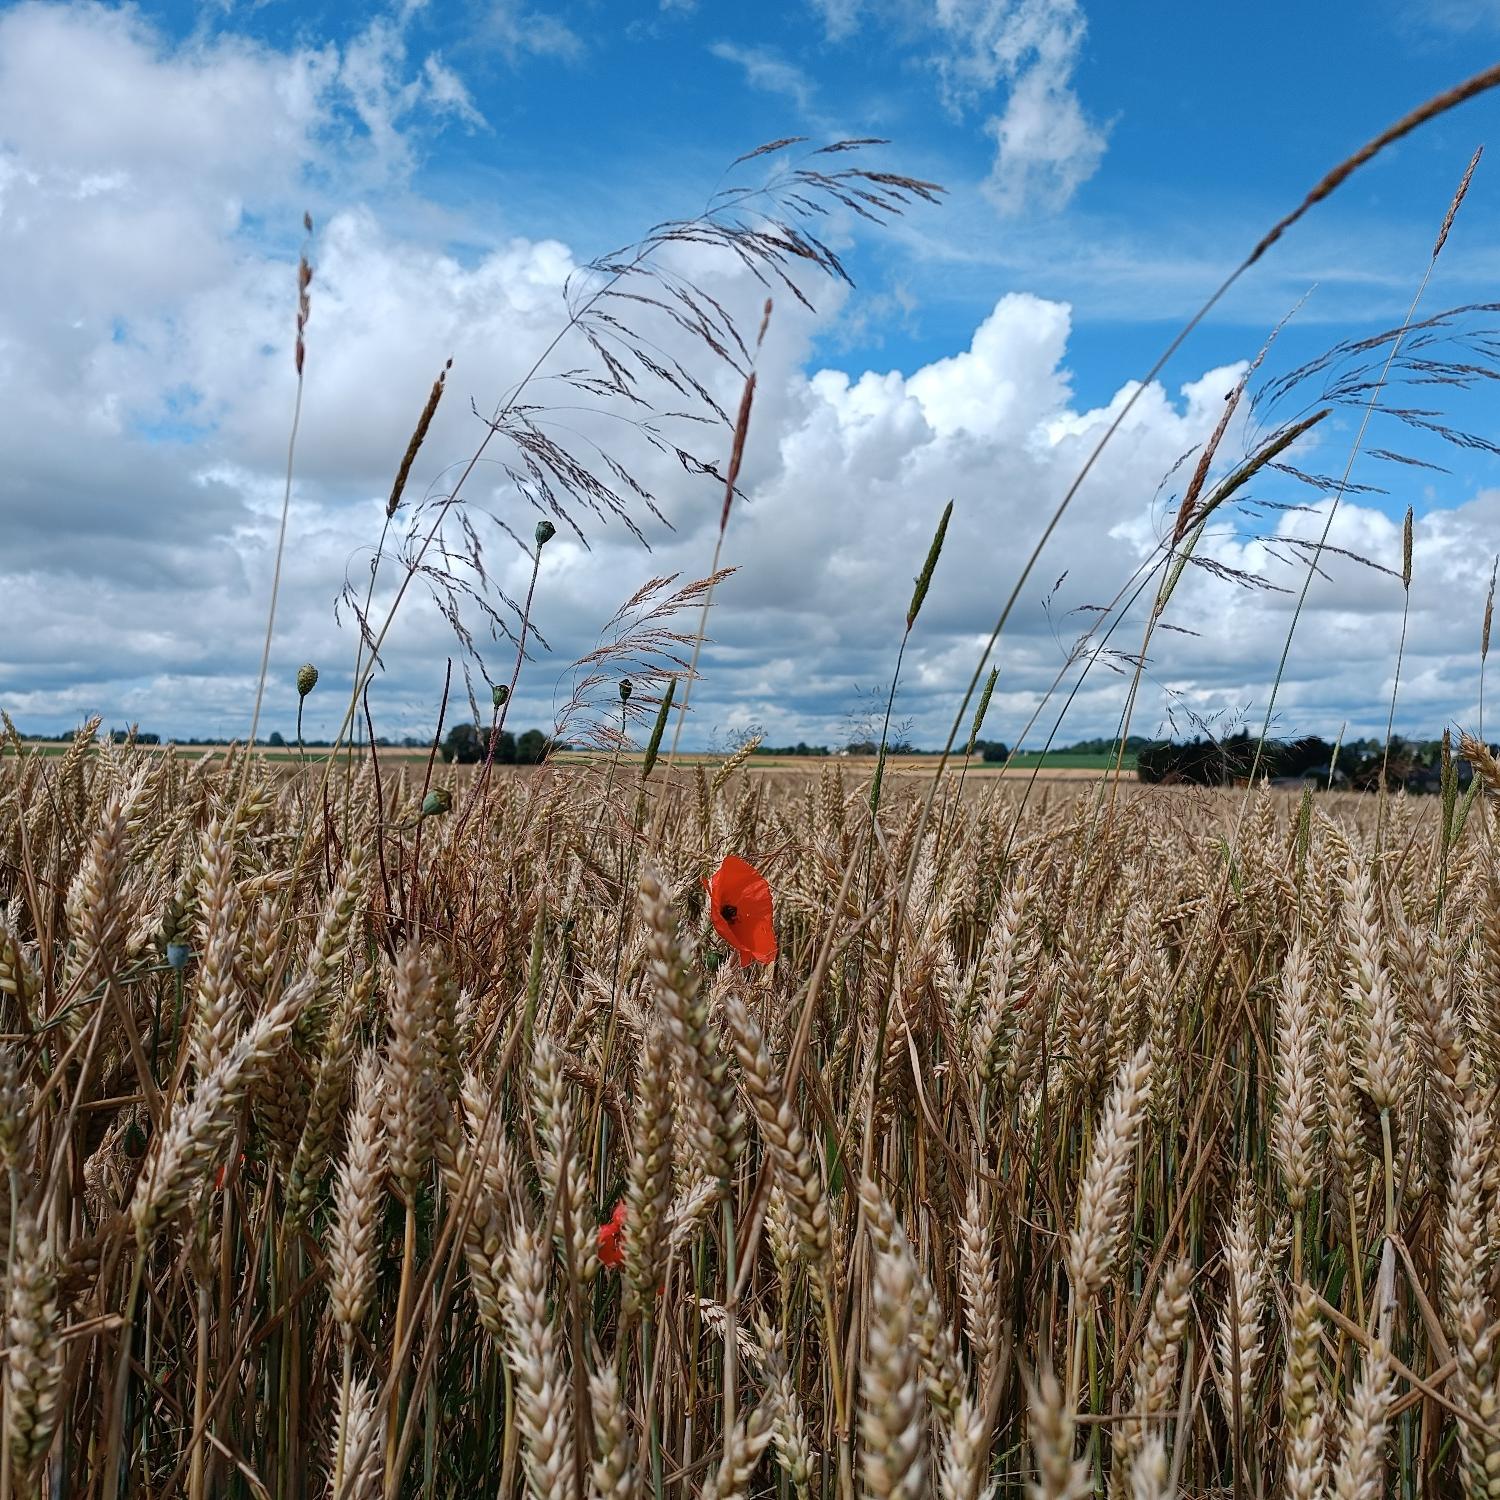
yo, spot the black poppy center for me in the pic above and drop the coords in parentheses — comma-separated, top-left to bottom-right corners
(720, 903, 738, 924)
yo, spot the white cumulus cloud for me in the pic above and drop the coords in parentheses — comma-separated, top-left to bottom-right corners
(0, 0, 1492, 762)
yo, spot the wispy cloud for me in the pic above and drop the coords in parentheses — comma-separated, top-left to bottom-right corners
(806, 0, 1107, 216)
(930, 0, 1107, 215)
(474, 0, 584, 63)
(709, 41, 818, 114)
(808, 0, 864, 41)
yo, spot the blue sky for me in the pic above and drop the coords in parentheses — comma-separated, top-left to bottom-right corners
(122, 0, 1500, 400)
(4, 0, 1500, 749)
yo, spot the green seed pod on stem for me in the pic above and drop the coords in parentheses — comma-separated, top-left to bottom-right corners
(641, 680, 674, 781)
(966, 667, 998, 757)
(907, 500, 953, 631)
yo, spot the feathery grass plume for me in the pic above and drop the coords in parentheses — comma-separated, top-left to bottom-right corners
(861, 1243, 927, 1500)
(1283, 1283, 1326, 1500)
(329, 1372, 383, 1500)
(327, 1051, 384, 1337)
(1273, 937, 1322, 1215)
(1112, 1259, 1192, 1493)
(638, 868, 742, 1189)
(5, 1207, 60, 1483)
(130, 978, 310, 1244)
(1485, 563, 1496, 663)
(721, 984, 831, 1292)
(1066, 1042, 1152, 1310)
(502, 1214, 574, 1500)
(966, 666, 998, 757)
(1442, 728, 1461, 851)
(588, 1364, 637, 1500)
(623, 1022, 673, 1318)
(387, 359, 451, 519)
(1025, 1365, 1089, 1500)
(1330, 1340, 1395, 1500)
(1434, 144, 1483, 259)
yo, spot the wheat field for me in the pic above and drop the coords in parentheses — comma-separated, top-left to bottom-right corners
(3, 719, 1500, 1498)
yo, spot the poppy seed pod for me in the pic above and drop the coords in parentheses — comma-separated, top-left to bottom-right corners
(166, 942, 190, 972)
(619, 679, 633, 704)
(535, 519, 556, 548)
(492, 684, 510, 710)
(296, 663, 319, 698)
(421, 787, 453, 818)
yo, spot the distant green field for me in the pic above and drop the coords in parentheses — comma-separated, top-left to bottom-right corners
(1002, 750, 1135, 770)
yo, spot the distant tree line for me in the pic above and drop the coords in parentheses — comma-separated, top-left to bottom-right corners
(752, 743, 832, 757)
(1136, 732, 1480, 792)
(439, 724, 562, 765)
(13, 725, 565, 760)
(10, 725, 1490, 790)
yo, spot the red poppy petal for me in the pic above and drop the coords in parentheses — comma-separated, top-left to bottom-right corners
(708, 854, 776, 966)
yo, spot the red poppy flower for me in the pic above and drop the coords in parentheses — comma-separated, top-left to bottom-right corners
(703, 854, 777, 968)
(214, 1153, 244, 1192)
(598, 1199, 627, 1270)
